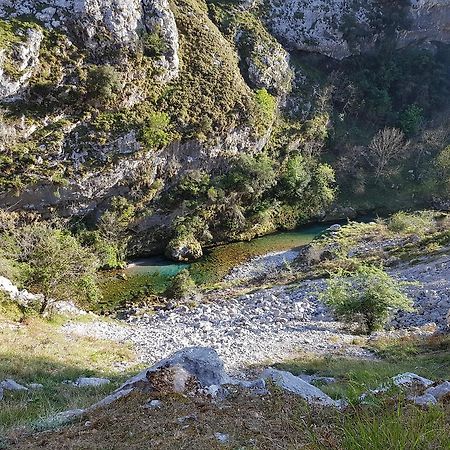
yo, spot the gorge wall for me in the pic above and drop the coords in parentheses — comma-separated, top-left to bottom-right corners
(0, 0, 449, 258)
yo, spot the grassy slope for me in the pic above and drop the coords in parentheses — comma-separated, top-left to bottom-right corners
(3, 335, 450, 450)
(0, 306, 141, 438)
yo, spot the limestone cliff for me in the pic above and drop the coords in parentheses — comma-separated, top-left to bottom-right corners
(0, 0, 449, 257)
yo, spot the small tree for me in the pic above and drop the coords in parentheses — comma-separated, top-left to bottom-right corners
(166, 269, 196, 300)
(24, 227, 99, 314)
(321, 265, 414, 334)
(86, 65, 122, 103)
(365, 128, 409, 179)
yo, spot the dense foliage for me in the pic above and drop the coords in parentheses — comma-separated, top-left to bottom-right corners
(322, 265, 414, 334)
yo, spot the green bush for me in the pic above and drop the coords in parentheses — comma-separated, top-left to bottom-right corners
(165, 269, 196, 300)
(321, 265, 414, 334)
(86, 65, 122, 102)
(399, 104, 423, 136)
(435, 145, 450, 191)
(387, 211, 436, 236)
(278, 155, 311, 199)
(255, 88, 276, 127)
(142, 30, 167, 57)
(0, 220, 101, 313)
(141, 111, 172, 150)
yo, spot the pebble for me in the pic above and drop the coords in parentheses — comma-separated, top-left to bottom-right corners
(214, 432, 230, 444)
(61, 253, 449, 372)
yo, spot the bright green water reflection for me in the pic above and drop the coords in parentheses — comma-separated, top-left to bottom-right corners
(99, 223, 329, 312)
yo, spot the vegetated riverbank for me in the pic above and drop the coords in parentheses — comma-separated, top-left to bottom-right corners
(67, 211, 450, 371)
(97, 223, 331, 313)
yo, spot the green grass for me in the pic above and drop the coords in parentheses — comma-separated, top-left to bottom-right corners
(0, 314, 140, 435)
(341, 402, 450, 450)
(98, 272, 170, 313)
(7, 386, 450, 450)
(275, 334, 450, 402)
(1, 323, 449, 449)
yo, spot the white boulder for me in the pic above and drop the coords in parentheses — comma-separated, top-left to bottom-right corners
(392, 373, 434, 388)
(73, 377, 111, 388)
(425, 381, 450, 401)
(262, 368, 339, 407)
(0, 379, 29, 391)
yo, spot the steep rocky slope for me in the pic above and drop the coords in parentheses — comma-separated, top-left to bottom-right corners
(0, 0, 449, 258)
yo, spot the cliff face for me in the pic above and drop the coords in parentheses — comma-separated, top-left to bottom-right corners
(265, 0, 450, 59)
(0, 0, 449, 257)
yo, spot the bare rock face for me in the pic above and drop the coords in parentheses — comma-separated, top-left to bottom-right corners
(0, 0, 179, 80)
(142, 0, 180, 82)
(265, 0, 373, 59)
(264, 0, 450, 59)
(246, 38, 292, 95)
(401, 0, 450, 48)
(0, 27, 43, 100)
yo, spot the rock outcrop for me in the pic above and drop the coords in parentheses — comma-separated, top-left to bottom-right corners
(264, 0, 450, 59)
(0, 26, 43, 100)
(262, 368, 340, 407)
(0, 0, 179, 80)
(265, 0, 374, 59)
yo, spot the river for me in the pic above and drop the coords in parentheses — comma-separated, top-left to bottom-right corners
(99, 223, 330, 313)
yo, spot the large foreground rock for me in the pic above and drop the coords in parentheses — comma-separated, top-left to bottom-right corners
(93, 347, 231, 408)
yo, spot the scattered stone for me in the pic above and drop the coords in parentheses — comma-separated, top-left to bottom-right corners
(73, 377, 111, 388)
(177, 414, 197, 424)
(409, 393, 438, 406)
(392, 373, 433, 388)
(28, 383, 44, 390)
(1, 379, 28, 391)
(326, 224, 342, 233)
(0, 387, 3, 401)
(145, 399, 163, 410)
(214, 432, 230, 445)
(359, 386, 390, 401)
(262, 368, 338, 407)
(50, 409, 84, 425)
(425, 381, 450, 401)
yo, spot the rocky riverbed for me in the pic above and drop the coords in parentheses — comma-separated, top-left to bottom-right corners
(62, 251, 450, 372)
(63, 279, 374, 372)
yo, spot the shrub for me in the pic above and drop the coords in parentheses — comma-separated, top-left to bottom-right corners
(0, 220, 101, 313)
(142, 30, 167, 57)
(321, 265, 414, 334)
(141, 111, 172, 150)
(165, 269, 196, 300)
(387, 211, 436, 236)
(177, 170, 211, 199)
(86, 65, 122, 102)
(25, 228, 100, 313)
(435, 145, 450, 194)
(399, 104, 423, 136)
(255, 88, 276, 128)
(436, 145, 450, 173)
(278, 155, 311, 199)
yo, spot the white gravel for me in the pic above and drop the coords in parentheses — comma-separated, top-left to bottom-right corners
(390, 254, 450, 329)
(63, 280, 374, 372)
(62, 253, 450, 372)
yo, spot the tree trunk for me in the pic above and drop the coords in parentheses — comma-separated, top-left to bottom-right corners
(39, 296, 49, 315)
